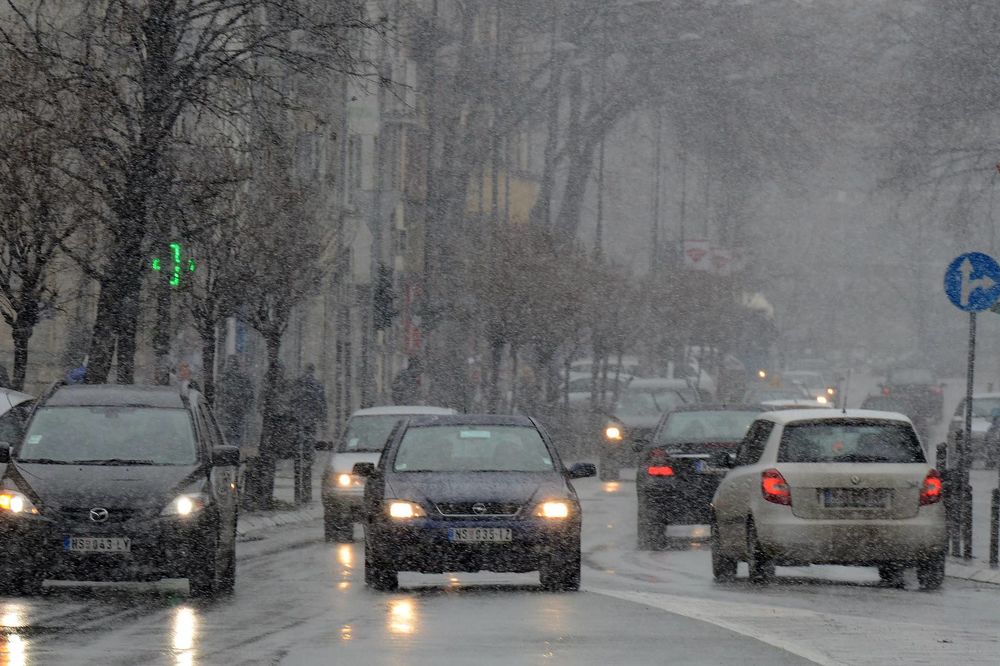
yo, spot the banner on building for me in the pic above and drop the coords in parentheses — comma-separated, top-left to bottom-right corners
(682, 239, 712, 271)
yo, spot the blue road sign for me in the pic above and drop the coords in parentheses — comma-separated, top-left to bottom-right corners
(944, 252, 1000, 312)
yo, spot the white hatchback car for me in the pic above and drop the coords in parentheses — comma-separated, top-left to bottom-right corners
(710, 409, 946, 589)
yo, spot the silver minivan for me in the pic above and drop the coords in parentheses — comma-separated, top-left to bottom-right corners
(320, 405, 456, 542)
(710, 409, 946, 589)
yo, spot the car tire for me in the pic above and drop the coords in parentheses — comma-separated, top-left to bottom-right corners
(746, 521, 774, 584)
(877, 563, 905, 588)
(711, 520, 737, 582)
(540, 549, 581, 591)
(917, 553, 945, 590)
(324, 513, 354, 543)
(636, 500, 667, 551)
(189, 531, 222, 599)
(364, 536, 398, 592)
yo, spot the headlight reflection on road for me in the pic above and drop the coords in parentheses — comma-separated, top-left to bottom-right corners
(173, 606, 197, 666)
(387, 598, 418, 636)
(337, 544, 353, 571)
(1, 604, 27, 666)
(603, 482, 620, 494)
(340, 624, 353, 641)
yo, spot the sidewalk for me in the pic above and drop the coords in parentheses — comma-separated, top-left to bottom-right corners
(237, 454, 326, 541)
(946, 469, 1000, 585)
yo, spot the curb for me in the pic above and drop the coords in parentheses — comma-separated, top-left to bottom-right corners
(237, 504, 322, 541)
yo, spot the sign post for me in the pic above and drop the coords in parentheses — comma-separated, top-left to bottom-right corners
(944, 252, 1000, 560)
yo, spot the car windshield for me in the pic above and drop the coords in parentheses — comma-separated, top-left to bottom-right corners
(614, 389, 686, 417)
(19, 406, 197, 465)
(393, 425, 554, 473)
(338, 415, 404, 452)
(778, 421, 925, 463)
(965, 398, 1000, 419)
(657, 411, 760, 443)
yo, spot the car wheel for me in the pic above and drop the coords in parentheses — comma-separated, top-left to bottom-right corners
(636, 500, 667, 551)
(877, 563, 905, 588)
(189, 532, 222, 599)
(917, 553, 945, 590)
(216, 523, 237, 596)
(324, 512, 354, 543)
(746, 521, 774, 584)
(540, 548, 581, 591)
(364, 535, 398, 591)
(711, 520, 737, 582)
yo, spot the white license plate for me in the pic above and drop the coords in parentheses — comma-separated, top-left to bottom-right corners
(448, 527, 512, 543)
(63, 536, 132, 553)
(694, 460, 726, 474)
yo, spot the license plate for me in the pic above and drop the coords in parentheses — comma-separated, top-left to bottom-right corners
(63, 536, 132, 553)
(694, 460, 726, 474)
(822, 489, 890, 509)
(448, 527, 512, 543)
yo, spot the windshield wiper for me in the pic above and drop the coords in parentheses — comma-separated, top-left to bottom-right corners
(69, 459, 160, 465)
(16, 458, 76, 464)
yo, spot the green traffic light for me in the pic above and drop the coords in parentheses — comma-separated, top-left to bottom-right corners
(151, 242, 195, 288)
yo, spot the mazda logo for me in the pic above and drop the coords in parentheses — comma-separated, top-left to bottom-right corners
(472, 503, 487, 515)
(90, 508, 109, 523)
(850, 476, 861, 486)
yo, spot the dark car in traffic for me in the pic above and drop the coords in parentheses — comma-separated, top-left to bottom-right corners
(0, 384, 240, 597)
(635, 404, 763, 550)
(882, 367, 944, 423)
(599, 378, 704, 480)
(356, 414, 595, 591)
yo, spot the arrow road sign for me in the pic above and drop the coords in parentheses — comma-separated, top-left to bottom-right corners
(944, 252, 1000, 312)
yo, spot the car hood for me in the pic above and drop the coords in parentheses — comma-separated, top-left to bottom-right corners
(8, 462, 204, 510)
(385, 472, 572, 506)
(329, 451, 382, 474)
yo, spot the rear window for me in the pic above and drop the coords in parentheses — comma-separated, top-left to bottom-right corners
(338, 415, 404, 452)
(889, 368, 934, 385)
(20, 406, 197, 465)
(657, 411, 760, 443)
(777, 420, 924, 464)
(393, 425, 553, 472)
(615, 390, 687, 417)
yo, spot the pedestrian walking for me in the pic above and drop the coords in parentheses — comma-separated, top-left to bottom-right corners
(391, 357, 423, 405)
(217, 356, 255, 448)
(289, 364, 327, 504)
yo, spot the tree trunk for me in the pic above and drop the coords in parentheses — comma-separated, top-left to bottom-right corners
(84, 277, 121, 384)
(201, 321, 217, 406)
(487, 337, 504, 414)
(116, 278, 141, 384)
(11, 326, 32, 392)
(509, 345, 519, 414)
(246, 331, 282, 510)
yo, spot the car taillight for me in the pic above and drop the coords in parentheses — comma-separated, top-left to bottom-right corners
(920, 469, 942, 505)
(647, 465, 675, 477)
(882, 386, 891, 396)
(646, 448, 674, 476)
(761, 468, 791, 505)
(931, 386, 944, 395)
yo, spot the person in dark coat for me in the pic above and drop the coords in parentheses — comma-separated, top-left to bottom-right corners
(391, 357, 423, 405)
(217, 356, 255, 447)
(289, 364, 327, 503)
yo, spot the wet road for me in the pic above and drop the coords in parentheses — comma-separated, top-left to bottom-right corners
(3, 468, 1000, 665)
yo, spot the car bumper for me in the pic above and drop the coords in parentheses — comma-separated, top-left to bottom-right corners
(755, 508, 947, 565)
(639, 475, 724, 523)
(368, 518, 580, 574)
(0, 513, 216, 581)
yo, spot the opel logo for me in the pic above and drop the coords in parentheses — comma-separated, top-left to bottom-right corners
(472, 503, 487, 515)
(850, 476, 861, 486)
(90, 507, 109, 523)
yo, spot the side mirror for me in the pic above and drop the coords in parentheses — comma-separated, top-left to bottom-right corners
(709, 451, 734, 469)
(212, 445, 240, 467)
(0, 444, 10, 464)
(631, 436, 650, 453)
(567, 462, 597, 479)
(314, 440, 334, 451)
(353, 462, 378, 478)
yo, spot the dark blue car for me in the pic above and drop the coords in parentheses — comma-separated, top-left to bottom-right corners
(355, 414, 595, 591)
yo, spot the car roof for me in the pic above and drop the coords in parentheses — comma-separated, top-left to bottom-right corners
(665, 403, 763, 414)
(45, 384, 186, 409)
(351, 405, 457, 417)
(760, 408, 911, 425)
(405, 414, 534, 427)
(626, 378, 692, 390)
(963, 393, 1000, 400)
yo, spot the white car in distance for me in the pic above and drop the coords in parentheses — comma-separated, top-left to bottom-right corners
(710, 409, 946, 589)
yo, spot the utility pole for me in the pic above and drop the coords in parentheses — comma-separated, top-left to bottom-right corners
(650, 109, 662, 273)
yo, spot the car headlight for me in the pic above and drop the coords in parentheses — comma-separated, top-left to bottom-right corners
(816, 395, 829, 405)
(161, 493, 209, 517)
(387, 500, 426, 519)
(337, 473, 354, 488)
(535, 500, 571, 519)
(0, 490, 38, 515)
(605, 425, 622, 441)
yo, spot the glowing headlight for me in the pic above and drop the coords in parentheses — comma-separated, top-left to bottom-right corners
(605, 426, 622, 441)
(816, 395, 829, 405)
(387, 500, 426, 519)
(535, 501, 570, 519)
(162, 494, 208, 517)
(337, 473, 353, 488)
(827, 387, 835, 396)
(0, 491, 38, 515)
(757, 370, 767, 379)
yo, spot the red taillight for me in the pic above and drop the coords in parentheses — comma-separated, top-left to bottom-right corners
(931, 386, 944, 395)
(920, 469, 942, 505)
(882, 386, 891, 396)
(647, 465, 675, 477)
(761, 468, 791, 505)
